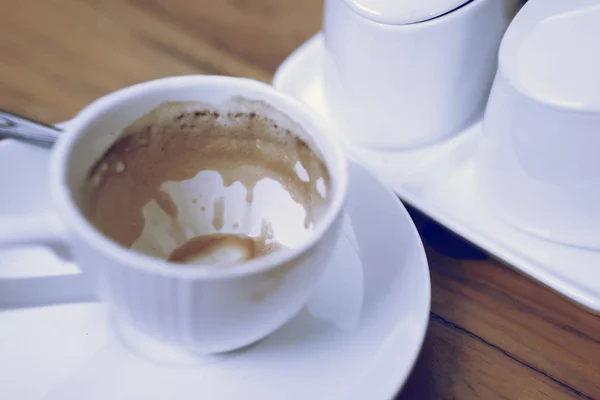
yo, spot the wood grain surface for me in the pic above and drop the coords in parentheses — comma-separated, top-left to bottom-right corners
(1, 0, 599, 399)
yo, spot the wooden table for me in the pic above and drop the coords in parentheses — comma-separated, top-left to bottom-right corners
(2, 1, 599, 398)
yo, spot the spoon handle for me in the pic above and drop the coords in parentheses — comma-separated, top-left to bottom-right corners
(0, 111, 61, 148)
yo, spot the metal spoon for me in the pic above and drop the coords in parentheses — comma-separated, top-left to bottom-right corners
(0, 110, 61, 148)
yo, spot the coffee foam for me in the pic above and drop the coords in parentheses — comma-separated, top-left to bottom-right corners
(80, 98, 331, 265)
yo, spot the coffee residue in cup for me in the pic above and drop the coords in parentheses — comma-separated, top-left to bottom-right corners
(168, 220, 281, 265)
(79, 99, 330, 266)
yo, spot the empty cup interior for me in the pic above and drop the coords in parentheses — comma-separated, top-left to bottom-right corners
(78, 99, 332, 265)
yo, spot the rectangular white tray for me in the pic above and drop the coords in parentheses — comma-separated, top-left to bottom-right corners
(273, 33, 600, 313)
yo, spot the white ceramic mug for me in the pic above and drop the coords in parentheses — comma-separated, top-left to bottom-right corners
(476, 0, 600, 249)
(0, 76, 348, 354)
(322, 0, 523, 149)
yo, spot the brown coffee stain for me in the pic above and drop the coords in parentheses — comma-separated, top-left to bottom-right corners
(168, 221, 187, 245)
(212, 197, 225, 231)
(80, 100, 331, 256)
(168, 233, 253, 264)
(246, 185, 254, 204)
(154, 189, 178, 218)
(155, 189, 187, 244)
(168, 231, 282, 266)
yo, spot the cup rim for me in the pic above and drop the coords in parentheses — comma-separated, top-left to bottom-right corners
(498, 0, 600, 115)
(338, 0, 485, 27)
(50, 75, 348, 280)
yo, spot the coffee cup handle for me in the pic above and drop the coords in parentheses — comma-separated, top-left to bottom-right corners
(0, 213, 73, 261)
(0, 112, 69, 259)
(0, 214, 94, 308)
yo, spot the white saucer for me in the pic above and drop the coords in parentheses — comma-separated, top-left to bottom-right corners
(273, 33, 600, 313)
(0, 137, 430, 399)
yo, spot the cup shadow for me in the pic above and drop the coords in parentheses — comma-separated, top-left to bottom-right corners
(405, 204, 488, 260)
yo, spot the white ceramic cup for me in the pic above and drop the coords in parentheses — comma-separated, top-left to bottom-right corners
(476, 0, 600, 250)
(322, 0, 523, 149)
(0, 76, 348, 354)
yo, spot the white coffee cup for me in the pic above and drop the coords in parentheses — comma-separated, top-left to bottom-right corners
(322, 0, 523, 149)
(476, 0, 600, 249)
(0, 76, 348, 354)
